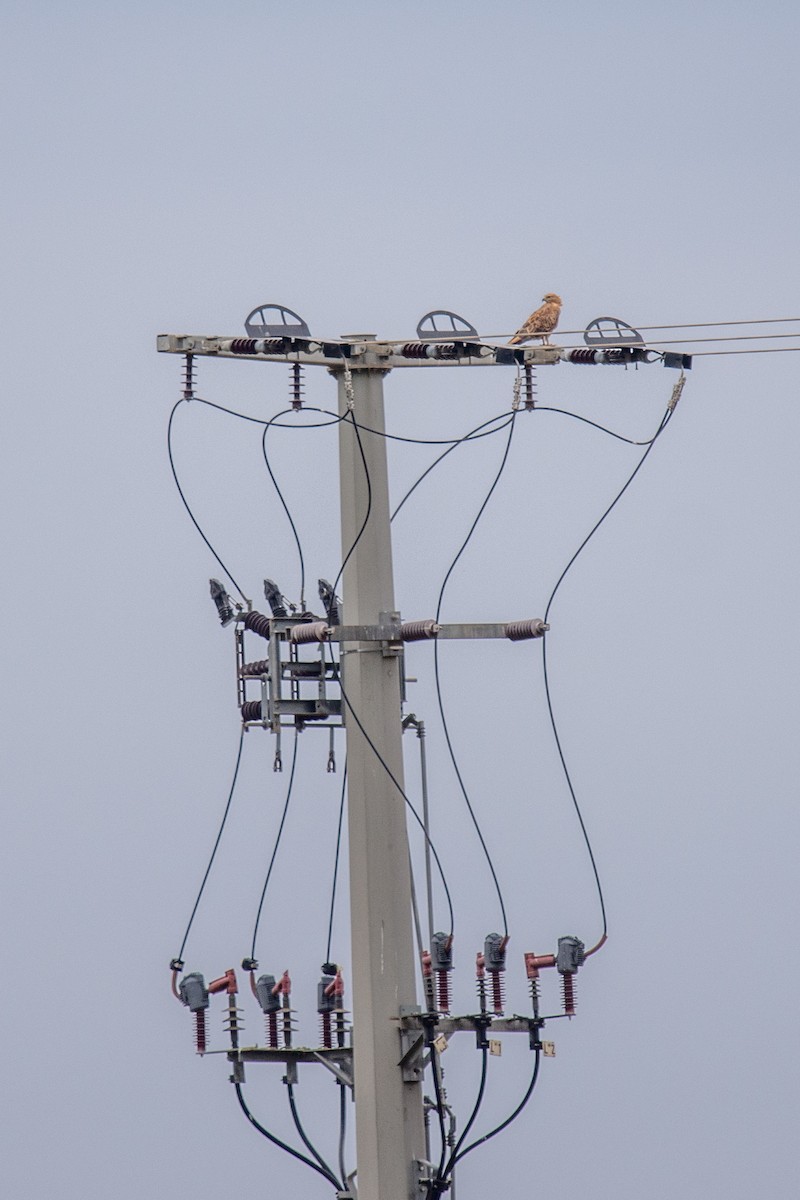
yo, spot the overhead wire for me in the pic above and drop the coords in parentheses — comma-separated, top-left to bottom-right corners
(261, 408, 311, 607)
(167, 398, 248, 601)
(324, 762, 348, 964)
(432, 414, 517, 938)
(249, 732, 300, 960)
(174, 727, 245, 963)
(330, 643, 455, 934)
(540, 400, 675, 949)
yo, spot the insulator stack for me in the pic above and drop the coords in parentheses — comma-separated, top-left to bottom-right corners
(524, 363, 537, 409)
(401, 619, 439, 641)
(484, 933, 509, 1016)
(230, 338, 258, 354)
(243, 610, 273, 639)
(289, 362, 305, 410)
(556, 935, 585, 1019)
(434, 342, 458, 359)
(182, 353, 196, 401)
(241, 700, 263, 722)
(290, 620, 331, 644)
(256, 973, 284, 1047)
(567, 348, 600, 364)
(490, 972, 505, 1014)
(475, 952, 487, 1014)
(240, 658, 270, 677)
(320, 1011, 332, 1049)
(223, 1004, 244, 1044)
(178, 972, 210, 1054)
(421, 949, 436, 1013)
(431, 932, 454, 1015)
(529, 977, 541, 1018)
(400, 342, 432, 359)
(505, 618, 549, 641)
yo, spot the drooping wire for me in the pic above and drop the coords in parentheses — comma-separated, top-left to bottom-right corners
(391, 411, 514, 522)
(174, 728, 245, 963)
(234, 1081, 341, 1188)
(325, 761, 348, 964)
(329, 412, 372, 607)
(330, 645, 455, 934)
(541, 403, 674, 947)
(262, 409, 310, 608)
(250, 732, 300, 960)
(432, 414, 518, 937)
(167, 399, 247, 601)
(287, 1082, 343, 1190)
(534, 405, 660, 446)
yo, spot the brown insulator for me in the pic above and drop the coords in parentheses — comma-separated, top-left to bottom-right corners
(320, 1011, 332, 1050)
(230, 338, 258, 354)
(505, 618, 548, 641)
(436, 972, 451, 1014)
(401, 342, 430, 359)
(194, 1010, 207, 1054)
(241, 700, 263, 722)
(290, 620, 331, 644)
(567, 348, 599, 364)
(489, 972, 505, 1015)
(561, 973, 576, 1017)
(240, 658, 270, 677)
(401, 619, 439, 641)
(243, 610, 272, 640)
(266, 1010, 279, 1049)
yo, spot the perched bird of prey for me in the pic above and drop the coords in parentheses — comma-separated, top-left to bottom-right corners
(508, 293, 563, 345)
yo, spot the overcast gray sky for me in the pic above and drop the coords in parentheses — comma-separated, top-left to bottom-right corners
(3, 2, 799, 1197)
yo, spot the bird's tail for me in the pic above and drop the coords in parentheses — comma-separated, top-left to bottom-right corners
(507, 333, 523, 346)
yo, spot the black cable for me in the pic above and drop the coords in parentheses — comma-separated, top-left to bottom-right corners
(534, 405, 660, 446)
(234, 1081, 340, 1187)
(195, 396, 345, 429)
(287, 1082, 343, 1190)
(452, 1046, 541, 1167)
(429, 1043, 449, 1186)
(262, 409, 309, 606)
(250, 732, 300, 960)
(541, 404, 674, 944)
(167, 399, 247, 601)
(391, 411, 514, 522)
(329, 412, 372, 606)
(338, 1084, 348, 1190)
(443, 1047, 488, 1174)
(433, 414, 517, 937)
(331, 645, 455, 934)
(174, 728, 245, 963)
(325, 761, 348, 964)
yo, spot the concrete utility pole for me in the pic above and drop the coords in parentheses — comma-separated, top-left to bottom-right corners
(334, 342, 426, 1200)
(159, 321, 687, 1200)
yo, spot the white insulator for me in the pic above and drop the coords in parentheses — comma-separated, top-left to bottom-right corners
(290, 621, 332, 644)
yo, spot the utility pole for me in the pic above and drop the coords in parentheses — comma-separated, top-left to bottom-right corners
(335, 341, 426, 1200)
(160, 317, 688, 1200)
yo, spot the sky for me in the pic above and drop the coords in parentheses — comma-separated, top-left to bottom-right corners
(2, 2, 799, 1197)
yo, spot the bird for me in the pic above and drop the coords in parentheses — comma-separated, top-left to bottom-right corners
(508, 293, 562, 345)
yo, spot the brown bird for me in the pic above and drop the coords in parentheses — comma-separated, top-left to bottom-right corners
(508, 293, 563, 345)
